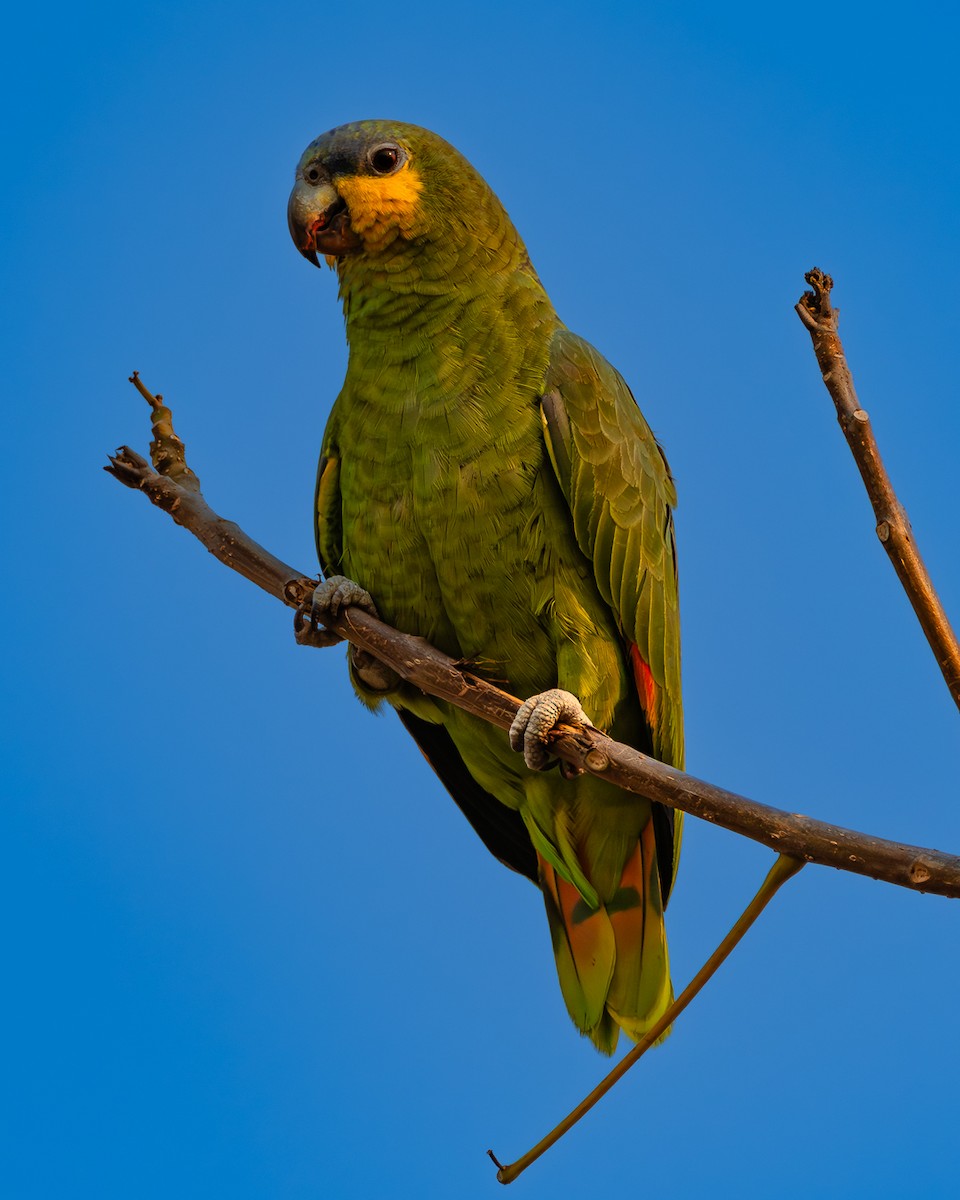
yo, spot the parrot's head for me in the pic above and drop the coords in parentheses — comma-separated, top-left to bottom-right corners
(287, 120, 526, 277)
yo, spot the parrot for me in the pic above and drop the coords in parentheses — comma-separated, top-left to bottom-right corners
(287, 120, 683, 1055)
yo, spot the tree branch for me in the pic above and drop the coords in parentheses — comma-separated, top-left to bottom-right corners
(796, 269, 960, 710)
(106, 366, 960, 899)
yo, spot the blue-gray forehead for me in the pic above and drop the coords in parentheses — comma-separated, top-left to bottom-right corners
(300, 119, 422, 172)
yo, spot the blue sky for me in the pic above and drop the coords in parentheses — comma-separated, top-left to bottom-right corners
(3, 3, 959, 1196)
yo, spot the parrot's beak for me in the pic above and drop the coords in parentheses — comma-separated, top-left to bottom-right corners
(288, 176, 361, 265)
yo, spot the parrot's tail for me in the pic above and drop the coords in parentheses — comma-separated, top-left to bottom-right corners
(538, 820, 673, 1055)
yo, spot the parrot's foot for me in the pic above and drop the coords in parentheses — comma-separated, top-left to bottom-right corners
(294, 575, 380, 650)
(509, 689, 594, 772)
(312, 575, 380, 624)
(302, 576, 399, 693)
(349, 646, 399, 693)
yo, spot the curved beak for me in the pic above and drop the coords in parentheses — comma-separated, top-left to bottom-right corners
(287, 177, 361, 266)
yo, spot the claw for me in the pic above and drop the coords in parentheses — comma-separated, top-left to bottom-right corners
(311, 574, 380, 631)
(509, 688, 594, 772)
(293, 598, 342, 648)
(350, 646, 400, 692)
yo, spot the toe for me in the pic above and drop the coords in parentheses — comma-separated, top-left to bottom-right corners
(509, 689, 592, 771)
(312, 575, 379, 624)
(509, 695, 540, 753)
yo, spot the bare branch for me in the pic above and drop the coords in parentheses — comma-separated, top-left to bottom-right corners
(488, 854, 804, 1184)
(106, 373, 960, 899)
(796, 269, 960, 710)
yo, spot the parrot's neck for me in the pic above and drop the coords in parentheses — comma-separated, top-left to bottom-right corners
(337, 251, 553, 380)
(338, 263, 482, 344)
(334, 210, 542, 336)
(333, 248, 557, 432)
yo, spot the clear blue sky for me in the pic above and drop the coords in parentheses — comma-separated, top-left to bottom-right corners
(3, 3, 959, 1196)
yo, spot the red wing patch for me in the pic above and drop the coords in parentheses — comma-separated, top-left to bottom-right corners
(629, 643, 658, 729)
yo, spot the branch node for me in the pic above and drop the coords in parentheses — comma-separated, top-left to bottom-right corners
(488, 1149, 511, 1182)
(796, 267, 837, 332)
(584, 748, 610, 772)
(909, 860, 933, 885)
(104, 446, 152, 489)
(129, 371, 202, 494)
(283, 576, 319, 607)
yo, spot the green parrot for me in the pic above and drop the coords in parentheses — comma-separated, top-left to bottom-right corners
(287, 121, 683, 1055)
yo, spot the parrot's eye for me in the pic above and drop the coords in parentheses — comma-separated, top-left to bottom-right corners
(303, 162, 324, 186)
(368, 143, 404, 175)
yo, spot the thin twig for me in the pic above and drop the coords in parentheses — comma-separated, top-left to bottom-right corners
(105, 374, 960, 898)
(488, 854, 805, 1184)
(796, 269, 960, 710)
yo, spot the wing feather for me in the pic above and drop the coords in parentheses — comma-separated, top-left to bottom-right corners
(540, 329, 684, 901)
(314, 452, 343, 576)
(540, 329, 683, 768)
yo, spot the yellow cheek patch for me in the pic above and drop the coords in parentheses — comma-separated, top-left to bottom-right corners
(335, 165, 424, 251)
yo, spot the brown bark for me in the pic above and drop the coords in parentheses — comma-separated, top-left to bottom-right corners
(796, 269, 960, 710)
(106, 349, 960, 900)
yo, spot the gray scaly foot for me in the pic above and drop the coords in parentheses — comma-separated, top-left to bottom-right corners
(311, 575, 397, 692)
(509, 688, 594, 772)
(311, 574, 380, 627)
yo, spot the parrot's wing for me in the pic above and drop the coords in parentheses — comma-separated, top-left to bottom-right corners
(315, 448, 538, 883)
(540, 328, 684, 901)
(314, 452, 343, 575)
